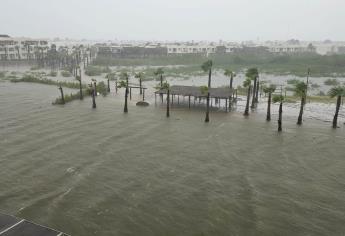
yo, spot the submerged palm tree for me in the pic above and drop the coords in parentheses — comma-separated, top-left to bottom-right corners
(161, 81, 170, 117)
(224, 69, 236, 89)
(135, 72, 145, 95)
(246, 68, 259, 109)
(273, 95, 284, 132)
(328, 86, 345, 128)
(263, 85, 276, 121)
(295, 81, 308, 125)
(243, 78, 251, 116)
(201, 60, 213, 122)
(119, 72, 129, 113)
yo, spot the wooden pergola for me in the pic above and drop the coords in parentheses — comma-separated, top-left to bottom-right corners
(155, 85, 237, 111)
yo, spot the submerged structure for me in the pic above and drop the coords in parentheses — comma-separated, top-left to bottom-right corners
(0, 213, 69, 236)
(155, 85, 236, 111)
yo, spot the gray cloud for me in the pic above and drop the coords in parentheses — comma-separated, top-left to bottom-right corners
(1, 0, 344, 41)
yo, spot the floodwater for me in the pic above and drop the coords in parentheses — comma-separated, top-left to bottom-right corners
(0, 79, 345, 236)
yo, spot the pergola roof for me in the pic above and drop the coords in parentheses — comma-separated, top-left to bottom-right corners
(155, 85, 234, 99)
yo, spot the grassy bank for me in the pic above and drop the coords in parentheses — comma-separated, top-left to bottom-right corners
(10, 74, 85, 89)
(93, 53, 345, 78)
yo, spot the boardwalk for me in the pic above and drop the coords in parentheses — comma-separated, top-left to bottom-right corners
(0, 213, 69, 236)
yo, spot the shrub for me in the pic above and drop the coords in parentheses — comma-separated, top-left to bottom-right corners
(61, 71, 72, 77)
(85, 66, 111, 76)
(324, 79, 339, 86)
(48, 71, 57, 77)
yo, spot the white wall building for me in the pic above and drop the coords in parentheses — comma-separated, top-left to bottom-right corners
(0, 36, 49, 60)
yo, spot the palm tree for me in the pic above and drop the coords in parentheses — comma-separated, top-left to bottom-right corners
(273, 95, 284, 132)
(224, 69, 236, 89)
(120, 72, 129, 113)
(134, 72, 145, 95)
(243, 78, 251, 116)
(15, 45, 21, 60)
(201, 60, 213, 122)
(328, 86, 345, 128)
(246, 68, 259, 109)
(161, 81, 170, 117)
(263, 85, 276, 121)
(295, 81, 308, 125)
(154, 68, 164, 87)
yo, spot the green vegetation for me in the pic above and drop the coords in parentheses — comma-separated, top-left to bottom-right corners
(53, 81, 108, 105)
(61, 71, 72, 77)
(48, 71, 57, 77)
(85, 66, 111, 76)
(93, 53, 345, 77)
(328, 86, 345, 128)
(11, 74, 84, 89)
(324, 78, 339, 86)
(287, 79, 301, 85)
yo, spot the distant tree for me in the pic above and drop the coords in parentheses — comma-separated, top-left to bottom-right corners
(263, 85, 276, 121)
(15, 45, 21, 60)
(246, 68, 259, 109)
(294, 81, 308, 125)
(224, 69, 236, 89)
(328, 86, 345, 128)
(201, 60, 213, 122)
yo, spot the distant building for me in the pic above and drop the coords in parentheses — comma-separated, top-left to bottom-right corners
(0, 36, 49, 61)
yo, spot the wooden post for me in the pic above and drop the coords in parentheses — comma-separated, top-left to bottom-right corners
(130, 87, 132, 100)
(115, 80, 118, 93)
(58, 85, 65, 104)
(142, 89, 145, 101)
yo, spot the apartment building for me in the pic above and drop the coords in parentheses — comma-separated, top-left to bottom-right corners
(0, 35, 49, 60)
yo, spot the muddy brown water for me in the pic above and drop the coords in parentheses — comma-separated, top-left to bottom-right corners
(0, 81, 345, 236)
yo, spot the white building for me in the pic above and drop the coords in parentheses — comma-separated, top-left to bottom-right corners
(0, 36, 49, 60)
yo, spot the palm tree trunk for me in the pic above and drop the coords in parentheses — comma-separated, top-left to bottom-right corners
(244, 85, 251, 116)
(166, 89, 170, 117)
(79, 79, 83, 100)
(297, 96, 305, 125)
(251, 77, 257, 109)
(333, 95, 341, 128)
(255, 80, 259, 102)
(205, 68, 212, 122)
(278, 102, 283, 132)
(107, 79, 110, 93)
(124, 77, 128, 113)
(59, 86, 65, 104)
(266, 92, 271, 121)
(139, 78, 142, 95)
(230, 74, 233, 89)
(92, 87, 96, 108)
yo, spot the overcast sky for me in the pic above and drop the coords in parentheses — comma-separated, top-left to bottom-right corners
(1, 0, 344, 41)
